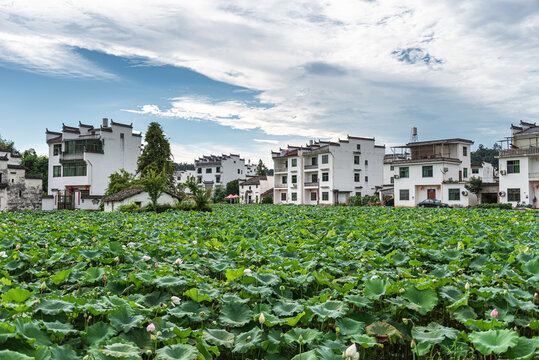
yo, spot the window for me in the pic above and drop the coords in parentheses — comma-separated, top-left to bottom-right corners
(291, 175, 297, 184)
(463, 146, 467, 156)
(399, 167, 409, 178)
(365, 176, 368, 183)
(356, 144, 361, 150)
(311, 174, 318, 183)
(422, 165, 433, 178)
(237, 169, 240, 174)
(390, 165, 394, 171)
(291, 192, 297, 201)
(19, 190, 22, 198)
(64, 139, 103, 154)
(216, 167, 221, 173)
(120, 133, 124, 151)
(216, 175, 221, 183)
(310, 192, 317, 201)
(463, 168, 468, 178)
(354, 156, 360, 165)
(448, 189, 460, 200)
(281, 193, 286, 201)
(399, 189, 410, 201)
(291, 158, 297, 167)
(282, 175, 287, 184)
(322, 192, 329, 201)
(507, 160, 520, 174)
(206, 168, 212, 174)
(197, 168, 202, 174)
(53, 166, 62, 177)
(354, 173, 360, 182)
(311, 157, 318, 166)
(63, 162, 87, 177)
(355, 192, 361, 197)
(390, 176, 394, 184)
(322, 172, 329, 182)
(508, 188, 520, 202)
(472, 168, 479, 174)
(53, 144, 61, 156)
(197, 176, 202, 183)
(322, 155, 329, 164)
(365, 160, 368, 166)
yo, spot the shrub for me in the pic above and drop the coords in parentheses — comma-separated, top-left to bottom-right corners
(348, 195, 380, 207)
(477, 203, 513, 210)
(141, 203, 173, 213)
(262, 195, 273, 204)
(117, 202, 141, 213)
(175, 200, 197, 211)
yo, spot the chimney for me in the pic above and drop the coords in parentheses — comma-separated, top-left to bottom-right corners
(102, 118, 109, 127)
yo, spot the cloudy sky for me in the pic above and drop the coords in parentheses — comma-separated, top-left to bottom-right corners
(1, 0, 538, 164)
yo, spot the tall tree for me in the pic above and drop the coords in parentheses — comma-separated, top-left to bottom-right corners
(21, 149, 48, 192)
(226, 179, 239, 195)
(465, 176, 483, 196)
(471, 144, 499, 168)
(137, 122, 174, 185)
(255, 159, 268, 176)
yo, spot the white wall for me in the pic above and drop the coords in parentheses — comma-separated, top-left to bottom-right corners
(499, 157, 530, 206)
(104, 192, 178, 212)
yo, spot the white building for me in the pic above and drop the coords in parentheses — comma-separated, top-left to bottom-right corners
(272, 136, 385, 206)
(239, 175, 274, 204)
(392, 138, 478, 207)
(102, 186, 180, 212)
(174, 169, 196, 184)
(43, 118, 142, 210)
(194, 154, 254, 191)
(470, 162, 495, 183)
(0, 151, 42, 211)
(498, 121, 539, 208)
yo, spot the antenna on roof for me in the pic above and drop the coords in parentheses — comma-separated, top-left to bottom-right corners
(410, 127, 418, 143)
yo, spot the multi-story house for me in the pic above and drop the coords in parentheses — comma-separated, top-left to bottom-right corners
(272, 136, 385, 205)
(392, 138, 477, 207)
(239, 175, 274, 203)
(174, 169, 196, 185)
(194, 154, 254, 191)
(0, 150, 42, 211)
(43, 118, 142, 210)
(498, 121, 539, 208)
(470, 162, 495, 183)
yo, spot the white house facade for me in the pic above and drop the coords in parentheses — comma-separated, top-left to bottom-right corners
(194, 154, 254, 191)
(498, 121, 539, 208)
(272, 136, 385, 206)
(43, 118, 141, 210)
(0, 151, 42, 211)
(471, 162, 495, 183)
(239, 175, 274, 204)
(392, 138, 478, 207)
(102, 186, 179, 212)
(174, 169, 196, 184)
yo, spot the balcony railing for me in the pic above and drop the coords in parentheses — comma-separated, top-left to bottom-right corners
(60, 152, 84, 162)
(274, 166, 288, 173)
(499, 147, 539, 157)
(304, 181, 319, 187)
(275, 184, 288, 188)
(304, 164, 318, 170)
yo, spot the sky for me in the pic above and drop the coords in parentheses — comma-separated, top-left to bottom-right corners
(1, 0, 538, 165)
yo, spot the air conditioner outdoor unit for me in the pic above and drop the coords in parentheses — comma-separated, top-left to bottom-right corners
(461, 190, 468, 196)
(499, 191, 506, 197)
(394, 175, 400, 179)
(500, 170, 507, 175)
(443, 167, 449, 172)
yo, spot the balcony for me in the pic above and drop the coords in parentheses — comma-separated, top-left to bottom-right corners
(274, 166, 288, 173)
(275, 184, 288, 189)
(529, 172, 539, 180)
(60, 152, 84, 162)
(304, 181, 319, 188)
(304, 164, 318, 171)
(499, 147, 539, 157)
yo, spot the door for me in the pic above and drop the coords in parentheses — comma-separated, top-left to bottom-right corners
(427, 189, 436, 200)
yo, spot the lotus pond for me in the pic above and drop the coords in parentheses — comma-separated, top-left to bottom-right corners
(0, 205, 537, 360)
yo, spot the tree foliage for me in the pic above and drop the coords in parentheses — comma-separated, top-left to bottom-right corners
(104, 169, 137, 198)
(211, 186, 227, 203)
(226, 179, 239, 196)
(173, 162, 195, 171)
(137, 122, 174, 185)
(471, 144, 500, 168)
(465, 176, 483, 195)
(0, 134, 15, 153)
(255, 159, 268, 176)
(139, 168, 168, 207)
(185, 176, 212, 211)
(21, 149, 48, 192)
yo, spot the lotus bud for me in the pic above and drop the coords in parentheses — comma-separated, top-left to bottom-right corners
(345, 344, 359, 359)
(146, 323, 156, 332)
(465, 282, 470, 290)
(171, 296, 181, 306)
(40, 281, 46, 291)
(156, 331, 162, 337)
(298, 334, 303, 343)
(114, 256, 119, 262)
(411, 340, 416, 349)
(490, 308, 498, 318)
(244, 269, 252, 277)
(335, 327, 340, 335)
(103, 274, 107, 281)
(399, 288, 405, 293)
(174, 258, 183, 266)
(246, 336, 252, 341)
(503, 289, 507, 295)
(534, 292, 539, 302)
(16, 244, 20, 249)
(200, 311, 206, 318)
(146, 350, 152, 356)
(155, 262, 159, 268)
(402, 318, 409, 325)
(259, 313, 265, 325)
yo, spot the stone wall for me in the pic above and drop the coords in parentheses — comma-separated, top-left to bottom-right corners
(6, 178, 42, 211)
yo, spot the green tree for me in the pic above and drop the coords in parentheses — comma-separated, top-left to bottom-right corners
(137, 122, 174, 185)
(471, 144, 499, 168)
(226, 179, 239, 195)
(0, 134, 15, 153)
(173, 162, 195, 171)
(140, 168, 167, 207)
(255, 159, 268, 176)
(104, 169, 136, 198)
(465, 176, 483, 196)
(21, 149, 48, 192)
(185, 176, 212, 211)
(211, 185, 227, 203)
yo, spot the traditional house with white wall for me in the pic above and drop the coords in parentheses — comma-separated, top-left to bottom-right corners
(102, 186, 180, 212)
(239, 175, 274, 204)
(498, 121, 539, 208)
(43, 118, 142, 210)
(392, 138, 478, 207)
(0, 151, 42, 211)
(174, 169, 196, 184)
(272, 136, 385, 205)
(194, 154, 254, 191)
(470, 162, 495, 183)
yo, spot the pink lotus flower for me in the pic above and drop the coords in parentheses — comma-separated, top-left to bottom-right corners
(490, 308, 498, 318)
(174, 258, 183, 265)
(155, 262, 159, 268)
(146, 323, 155, 332)
(15, 244, 20, 249)
(103, 274, 107, 281)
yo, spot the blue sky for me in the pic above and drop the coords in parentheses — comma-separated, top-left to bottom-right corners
(1, 0, 538, 164)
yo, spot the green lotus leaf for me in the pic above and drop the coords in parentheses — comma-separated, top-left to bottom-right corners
(392, 252, 410, 266)
(284, 328, 323, 345)
(50, 269, 72, 284)
(316, 346, 342, 360)
(183, 288, 212, 302)
(349, 334, 378, 348)
(364, 278, 387, 299)
(463, 318, 505, 331)
(42, 321, 77, 335)
(503, 336, 538, 360)
(309, 301, 348, 320)
(0, 322, 15, 344)
(403, 286, 438, 315)
(469, 329, 519, 355)
(438, 286, 463, 302)
(233, 327, 262, 353)
(272, 301, 304, 316)
(168, 301, 210, 322)
(83, 322, 116, 346)
(2, 287, 32, 303)
(366, 321, 404, 342)
(153, 276, 188, 289)
(253, 272, 281, 286)
(109, 306, 144, 332)
(453, 306, 477, 322)
(85, 267, 106, 283)
(522, 257, 539, 276)
(439, 338, 470, 358)
(36, 299, 75, 315)
(203, 329, 235, 348)
(412, 341, 432, 356)
(343, 294, 372, 308)
(220, 293, 249, 303)
(102, 343, 141, 358)
(291, 350, 318, 360)
(0, 350, 33, 360)
(49, 344, 78, 360)
(412, 322, 458, 345)
(335, 317, 365, 336)
(280, 311, 306, 326)
(14, 319, 52, 347)
(220, 303, 253, 327)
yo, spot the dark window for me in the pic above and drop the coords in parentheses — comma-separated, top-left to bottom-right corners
(365, 176, 368, 182)
(399, 167, 409, 178)
(508, 188, 520, 202)
(310, 192, 317, 201)
(507, 160, 520, 174)
(390, 165, 394, 171)
(197, 168, 202, 174)
(356, 144, 361, 150)
(422, 165, 433, 178)
(53, 144, 61, 156)
(399, 189, 409, 201)
(120, 133, 124, 151)
(354, 173, 360, 182)
(390, 177, 394, 184)
(472, 168, 479, 174)
(354, 156, 360, 165)
(291, 175, 297, 184)
(53, 166, 62, 177)
(291, 158, 297, 167)
(463, 168, 468, 178)
(282, 175, 287, 184)
(206, 168, 212, 173)
(448, 189, 460, 200)
(64, 139, 102, 154)
(322, 172, 329, 182)
(311, 174, 318, 183)
(311, 157, 318, 166)
(322, 192, 329, 201)
(216, 167, 221, 172)
(322, 155, 329, 164)
(19, 190, 22, 197)
(291, 192, 297, 201)
(237, 169, 240, 174)
(365, 160, 368, 166)
(463, 146, 467, 156)
(281, 192, 286, 201)
(63, 162, 87, 177)
(216, 175, 221, 183)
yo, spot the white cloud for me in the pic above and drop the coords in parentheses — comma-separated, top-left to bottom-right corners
(254, 139, 279, 144)
(1, 0, 538, 144)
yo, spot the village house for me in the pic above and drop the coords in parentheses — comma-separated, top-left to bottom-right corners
(272, 136, 385, 205)
(101, 186, 180, 212)
(194, 154, 255, 191)
(391, 138, 478, 207)
(43, 118, 142, 210)
(498, 121, 539, 208)
(239, 175, 274, 203)
(0, 151, 42, 211)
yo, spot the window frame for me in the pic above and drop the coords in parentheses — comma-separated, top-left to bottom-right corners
(322, 192, 329, 201)
(399, 189, 409, 201)
(422, 165, 433, 178)
(321, 154, 329, 164)
(399, 167, 409, 178)
(507, 160, 520, 174)
(507, 188, 520, 202)
(448, 188, 460, 201)
(322, 172, 329, 182)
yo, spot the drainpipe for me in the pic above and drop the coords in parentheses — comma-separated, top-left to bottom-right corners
(86, 159, 93, 195)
